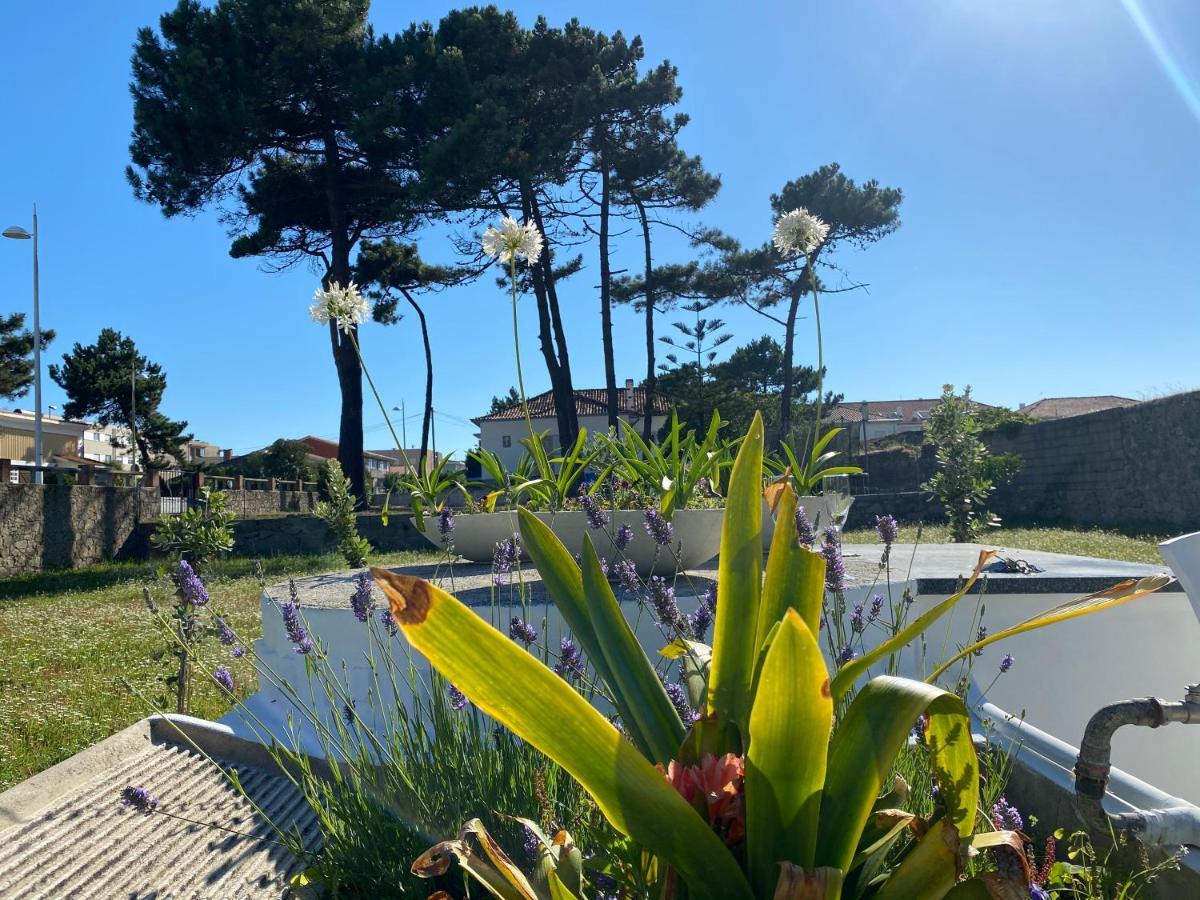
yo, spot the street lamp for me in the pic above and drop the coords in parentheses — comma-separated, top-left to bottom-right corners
(3, 207, 42, 485)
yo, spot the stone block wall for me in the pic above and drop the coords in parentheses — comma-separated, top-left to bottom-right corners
(0, 484, 157, 576)
(228, 512, 426, 558)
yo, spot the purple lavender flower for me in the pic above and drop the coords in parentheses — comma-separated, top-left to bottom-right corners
(509, 617, 538, 646)
(447, 682, 468, 711)
(702, 582, 717, 613)
(837, 644, 855, 666)
(991, 796, 1023, 832)
(492, 535, 520, 584)
(342, 701, 356, 726)
(850, 603, 865, 633)
(999, 653, 1014, 674)
(663, 678, 692, 722)
(647, 576, 681, 627)
(120, 785, 158, 815)
(794, 506, 817, 546)
(689, 603, 713, 640)
(874, 513, 899, 548)
(349, 572, 374, 623)
(613, 559, 640, 594)
(522, 825, 541, 862)
(868, 594, 884, 623)
(913, 714, 928, 744)
(213, 665, 234, 693)
(437, 507, 455, 539)
(279, 601, 311, 654)
(696, 476, 710, 495)
(614, 523, 634, 550)
(215, 615, 236, 647)
(580, 494, 610, 530)
(821, 526, 847, 593)
(554, 637, 586, 683)
(231, 645, 247, 659)
(643, 509, 674, 547)
(178, 560, 208, 607)
(379, 608, 398, 636)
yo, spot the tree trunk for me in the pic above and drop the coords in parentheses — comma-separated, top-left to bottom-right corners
(598, 139, 618, 430)
(635, 198, 656, 443)
(322, 130, 365, 502)
(401, 287, 433, 473)
(778, 281, 803, 451)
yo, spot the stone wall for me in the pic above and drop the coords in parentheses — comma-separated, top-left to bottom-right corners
(221, 489, 317, 519)
(857, 391, 1200, 533)
(0, 484, 157, 575)
(227, 512, 427, 558)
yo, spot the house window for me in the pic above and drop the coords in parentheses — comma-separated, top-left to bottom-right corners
(501, 435, 512, 448)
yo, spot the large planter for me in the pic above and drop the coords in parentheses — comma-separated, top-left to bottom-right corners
(760, 495, 852, 549)
(415, 508, 725, 576)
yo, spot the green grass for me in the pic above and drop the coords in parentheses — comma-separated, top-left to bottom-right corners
(0, 549, 435, 792)
(841, 523, 1167, 566)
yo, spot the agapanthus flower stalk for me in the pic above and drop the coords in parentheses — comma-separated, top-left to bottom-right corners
(772, 207, 830, 257)
(482, 216, 544, 265)
(310, 280, 369, 335)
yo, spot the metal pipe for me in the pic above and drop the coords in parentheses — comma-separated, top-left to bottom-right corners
(1074, 685, 1200, 848)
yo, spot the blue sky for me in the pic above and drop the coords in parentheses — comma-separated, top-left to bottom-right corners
(1, 0, 1197, 457)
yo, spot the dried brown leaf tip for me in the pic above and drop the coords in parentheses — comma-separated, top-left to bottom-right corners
(370, 568, 434, 625)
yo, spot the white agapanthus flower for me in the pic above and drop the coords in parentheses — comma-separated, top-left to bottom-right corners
(310, 280, 370, 334)
(482, 216, 544, 265)
(772, 207, 830, 257)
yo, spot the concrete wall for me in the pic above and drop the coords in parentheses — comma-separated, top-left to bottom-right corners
(857, 391, 1200, 533)
(0, 483, 157, 575)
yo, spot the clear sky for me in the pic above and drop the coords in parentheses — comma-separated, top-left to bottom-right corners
(1, 0, 1198, 457)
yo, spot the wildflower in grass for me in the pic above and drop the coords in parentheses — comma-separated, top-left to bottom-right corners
(349, 572, 374, 623)
(580, 493, 609, 530)
(279, 601, 311, 654)
(482, 216, 544, 265)
(991, 796, 1024, 832)
(663, 678, 693, 722)
(875, 513, 899, 548)
(643, 509, 673, 547)
(850, 602, 865, 633)
(310, 280, 369, 335)
(647, 576, 681, 628)
(794, 506, 817, 546)
(231, 646, 246, 659)
(554, 637, 585, 683)
(120, 785, 158, 815)
(215, 615, 236, 647)
(213, 665, 234, 693)
(178, 560, 208, 607)
(614, 522, 633, 550)
(1000, 653, 1014, 674)
(447, 683, 468, 711)
(821, 525, 846, 593)
(868, 593, 884, 623)
(772, 207, 829, 257)
(837, 644, 855, 666)
(509, 617, 538, 646)
(613, 559, 640, 594)
(437, 507, 455, 540)
(379, 608, 398, 636)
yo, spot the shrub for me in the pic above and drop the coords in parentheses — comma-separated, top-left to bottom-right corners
(314, 458, 371, 567)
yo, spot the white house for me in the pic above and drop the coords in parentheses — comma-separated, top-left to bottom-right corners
(473, 380, 670, 471)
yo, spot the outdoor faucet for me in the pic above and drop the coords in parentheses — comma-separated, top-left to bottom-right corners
(1073, 683, 1200, 849)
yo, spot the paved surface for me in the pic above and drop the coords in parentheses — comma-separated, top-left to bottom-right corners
(281, 541, 1176, 610)
(0, 717, 319, 899)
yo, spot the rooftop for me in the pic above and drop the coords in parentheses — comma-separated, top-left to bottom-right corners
(299, 435, 394, 463)
(473, 387, 670, 423)
(823, 397, 994, 425)
(1019, 395, 1138, 420)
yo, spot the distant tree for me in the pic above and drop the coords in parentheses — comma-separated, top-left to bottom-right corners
(49, 328, 190, 468)
(127, 0, 423, 500)
(0, 312, 53, 400)
(489, 387, 522, 415)
(702, 163, 902, 447)
(221, 439, 314, 482)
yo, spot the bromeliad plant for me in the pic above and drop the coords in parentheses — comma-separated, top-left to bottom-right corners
(371, 412, 1170, 899)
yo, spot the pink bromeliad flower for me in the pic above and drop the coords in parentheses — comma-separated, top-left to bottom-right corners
(659, 752, 745, 844)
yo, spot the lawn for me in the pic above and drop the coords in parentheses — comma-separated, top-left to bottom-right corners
(0, 549, 435, 793)
(841, 522, 1168, 566)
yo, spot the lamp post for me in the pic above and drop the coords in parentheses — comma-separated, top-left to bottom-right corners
(4, 207, 41, 484)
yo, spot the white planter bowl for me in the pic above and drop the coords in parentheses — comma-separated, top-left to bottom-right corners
(416, 508, 725, 576)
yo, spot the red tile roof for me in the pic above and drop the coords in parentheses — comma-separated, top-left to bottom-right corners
(822, 398, 993, 424)
(474, 388, 670, 423)
(1020, 396, 1137, 420)
(299, 436, 393, 462)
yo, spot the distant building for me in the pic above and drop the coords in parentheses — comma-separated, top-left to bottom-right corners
(368, 448, 444, 477)
(81, 421, 136, 469)
(0, 408, 86, 478)
(299, 435, 394, 490)
(473, 380, 670, 470)
(1019, 396, 1137, 421)
(180, 439, 226, 465)
(823, 398, 995, 443)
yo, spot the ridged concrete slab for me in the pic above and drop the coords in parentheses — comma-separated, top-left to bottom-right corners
(0, 716, 319, 899)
